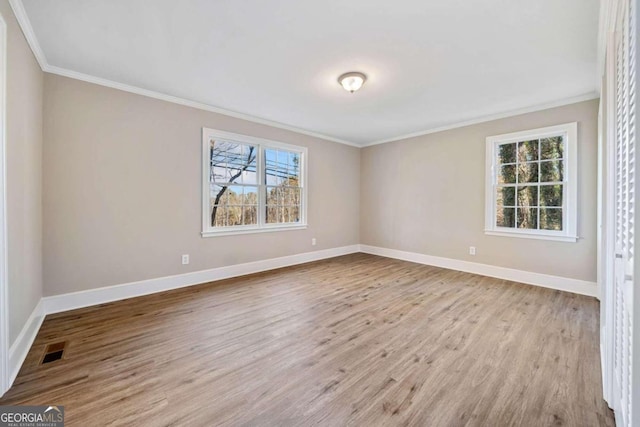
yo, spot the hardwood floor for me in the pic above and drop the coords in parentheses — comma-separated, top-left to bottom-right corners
(0, 253, 613, 426)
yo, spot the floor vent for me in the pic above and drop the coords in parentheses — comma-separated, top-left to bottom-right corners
(41, 342, 66, 364)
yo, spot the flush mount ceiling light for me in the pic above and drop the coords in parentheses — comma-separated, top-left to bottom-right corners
(338, 72, 367, 93)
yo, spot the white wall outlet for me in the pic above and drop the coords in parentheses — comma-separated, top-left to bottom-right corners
(469, 246, 476, 256)
(182, 254, 190, 265)
(311, 238, 317, 246)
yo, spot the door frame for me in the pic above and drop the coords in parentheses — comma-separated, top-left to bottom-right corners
(599, 29, 617, 409)
(0, 11, 8, 397)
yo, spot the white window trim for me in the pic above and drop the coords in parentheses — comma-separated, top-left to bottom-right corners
(201, 128, 308, 237)
(484, 122, 578, 242)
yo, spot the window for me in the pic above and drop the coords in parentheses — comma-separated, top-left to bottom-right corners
(484, 122, 578, 242)
(202, 128, 307, 237)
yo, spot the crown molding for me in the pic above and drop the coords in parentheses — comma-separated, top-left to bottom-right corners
(361, 92, 600, 147)
(44, 65, 360, 147)
(8, 0, 47, 69)
(8, 0, 601, 149)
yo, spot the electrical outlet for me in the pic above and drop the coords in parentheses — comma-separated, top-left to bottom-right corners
(469, 246, 476, 256)
(182, 254, 190, 265)
(311, 238, 317, 246)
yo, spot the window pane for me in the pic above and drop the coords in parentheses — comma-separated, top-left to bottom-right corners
(540, 184, 563, 207)
(518, 140, 539, 162)
(281, 206, 299, 223)
(227, 148, 253, 179)
(213, 205, 228, 227)
(227, 185, 243, 205)
(517, 186, 538, 208)
(265, 148, 301, 188)
(265, 186, 302, 225)
(211, 164, 227, 184)
(266, 205, 278, 224)
(282, 186, 291, 205)
(289, 152, 301, 180)
(284, 187, 301, 206)
(211, 140, 257, 184)
(228, 205, 242, 226)
(241, 168, 257, 185)
(243, 205, 257, 225)
(517, 162, 538, 183)
(540, 136, 563, 160)
(266, 186, 278, 205)
(496, 187, 515, 206)
(498, 143, 516, 164)
(517, 207, 538, 229)
(210, 183, 225, 201)
(241, 144, 258, 184)
(540, 208, 563, 231)
(540, 160, 563, 182)
(210, 185, 264, 227)
(496, 207, 515, 228)
(264, 148, 302, 225)
(264, 149, 281, 186)
(210, 139, 228, 183)
(498, 165, 517, 184)
(276, 187, 285, 205)
(277, 150, 289, 173)
(289, 206, 300, 223)
(210, 184, 227, 226)
(243, 186, 258, 205)
(266, 205, 281, 224)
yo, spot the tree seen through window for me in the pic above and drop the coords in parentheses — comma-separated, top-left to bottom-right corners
(209, 140, 302, 227)
(495, 136, 564, 231)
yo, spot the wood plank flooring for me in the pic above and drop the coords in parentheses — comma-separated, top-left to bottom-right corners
(0, 253, 614, 426)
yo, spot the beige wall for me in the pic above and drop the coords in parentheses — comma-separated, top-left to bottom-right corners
(360, 99, 599, 282)
(1, 2, 43, 344)
(42, 75, 596, 295)
(43, 74, 360, 296)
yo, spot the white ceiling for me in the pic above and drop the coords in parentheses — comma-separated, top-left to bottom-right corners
(18, 0, 599, 146)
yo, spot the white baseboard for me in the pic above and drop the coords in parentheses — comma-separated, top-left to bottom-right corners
(601, 341, 610, 405)
(8, 299, 44, 387)
(43, 245, 360, 314)
(359, 244, 598, 297)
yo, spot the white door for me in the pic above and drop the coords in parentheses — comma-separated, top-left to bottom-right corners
(610, 0, 637, 425)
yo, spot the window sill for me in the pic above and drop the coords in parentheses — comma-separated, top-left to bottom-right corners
(484, 230, 578, 242)
(202, 224, 307, 238)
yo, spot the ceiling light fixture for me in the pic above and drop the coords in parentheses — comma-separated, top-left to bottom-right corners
(338, 72, 367, 93)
